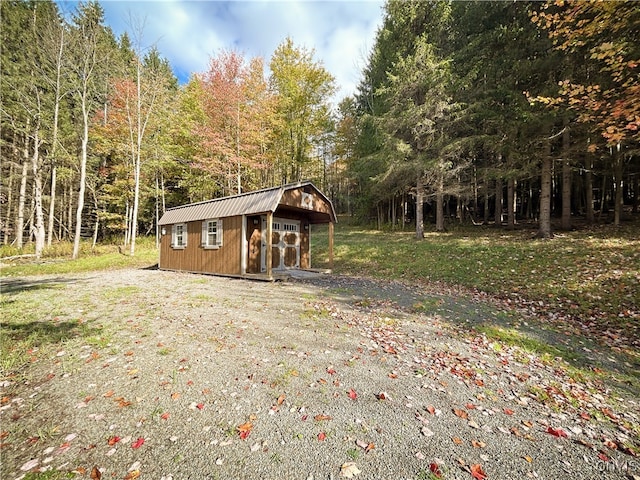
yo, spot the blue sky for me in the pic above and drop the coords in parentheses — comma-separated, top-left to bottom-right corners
(57, 0, 385, 102)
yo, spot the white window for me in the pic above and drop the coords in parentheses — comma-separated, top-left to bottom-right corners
(171, 223, 187, 249)
(201, 219, 223, 248)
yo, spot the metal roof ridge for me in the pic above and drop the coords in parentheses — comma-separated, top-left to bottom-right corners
(164, 181, 314, 212)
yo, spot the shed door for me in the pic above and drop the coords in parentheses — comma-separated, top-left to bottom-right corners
(261, 217, 300, 272)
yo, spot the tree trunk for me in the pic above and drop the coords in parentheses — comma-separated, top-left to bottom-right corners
(507, 177, 516, 230)
(633, 172, 639, 214)
(435, 171, 445, 232)
(17, 132, 30, 248)
(585, 152, 594, 223)
(47, 25, 65, 247)
(561, 123, 571, 230)
(31, 128, 46, 258)
(415, 172, 424, 239)
(494, 176, 503, 226)
(538, 143, 553, 238)
(72, 106, 89, 259)
(613, 144, 623, 227)
(4, 159, 14, 245)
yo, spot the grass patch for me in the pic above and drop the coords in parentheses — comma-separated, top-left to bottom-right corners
(312, 221, 640, 337)
(0, 238, 158, 277)
(477, 325, 579, 363)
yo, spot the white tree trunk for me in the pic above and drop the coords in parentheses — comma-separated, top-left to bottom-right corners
(72, 106, 89, 259)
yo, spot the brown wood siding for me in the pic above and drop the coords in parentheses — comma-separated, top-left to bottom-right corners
(280, 189, 332, 217)
(159, 216, 242, 275)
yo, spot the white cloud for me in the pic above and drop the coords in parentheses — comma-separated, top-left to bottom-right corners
(91, 0, 385, 101)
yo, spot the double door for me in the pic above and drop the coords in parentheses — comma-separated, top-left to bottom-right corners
(261, 217, 300, 272)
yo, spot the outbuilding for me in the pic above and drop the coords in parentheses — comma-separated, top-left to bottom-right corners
(157, 181, 336, 280)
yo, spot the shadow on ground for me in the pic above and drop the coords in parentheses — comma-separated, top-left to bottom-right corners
(0, 277, 82, 295)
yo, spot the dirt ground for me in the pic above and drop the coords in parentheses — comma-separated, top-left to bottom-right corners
(1, 268, 639, 479)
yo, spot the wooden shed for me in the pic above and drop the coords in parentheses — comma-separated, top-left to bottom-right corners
(157, 181, 336, 280)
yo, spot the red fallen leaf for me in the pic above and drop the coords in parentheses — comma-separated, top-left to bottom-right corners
(237, 422, 253, 440)
(317, 432, 326, 441)
(314, 414, 332, 421)
(301, 415, 308, 421)
(503, 408, 515, 415)
(603, 439, 618, 450)
(161, 412, 170, 420)
(429, 463, 443, 478)
(186, 380, 194, 386)
(107, 436, 121, 446)
(546, 427, 568, 438)
(347, 388, 358, 400)
(196, 403, 205, 410)
(453, 408, 469, 420)
(470, 463, 487, 480)
(598, 452, 609, 462)
(426, 405, 436, 415)
(579, 412, 591, 420)
(465, 403, 477, 410)
(327, 367, 336, 375)
(131, 438, 145, 449)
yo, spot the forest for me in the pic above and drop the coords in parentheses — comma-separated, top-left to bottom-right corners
(1, 0, 639, 259)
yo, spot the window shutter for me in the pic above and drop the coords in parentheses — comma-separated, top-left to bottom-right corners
(171, 224, 176, 247)
(182, 224, 187, 247)
(201, 221, 207, 246)
(217, 218, 223, 246)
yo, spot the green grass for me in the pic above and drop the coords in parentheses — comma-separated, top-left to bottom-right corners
(312, 220, 640, 337)
(0, 238, 158, 277)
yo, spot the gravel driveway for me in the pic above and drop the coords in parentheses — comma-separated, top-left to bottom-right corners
(1, 268, 638, 479)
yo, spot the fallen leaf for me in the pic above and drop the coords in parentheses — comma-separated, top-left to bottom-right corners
(546, 427, 568, 438)
(314, 414, 332, 421)
(452, 436, 464, 445)
(170, 392, 181, 400)
(523, 456, 532, 463)
(196, 403, 204, 410)
(124, 471, 140, 480)
(327, 367, 336, 375)
(503, 408, 514, 415)
(429, 463, 443, 478)
(107, 436, 121, 446)
(161, 412, 170, 420)
(426, 405, 436, 415)
(277, 394, 285, 405)
(237, 422, 253, 440)
(453, 408, 469, 420)
(131, 438, 145, 449)
(347, 388, 358, 400)
(470, 463, 487, 480)
(90, 466, 101, 480)
(472, 440, 486, 448)
(340, 462, 361, 478)
(318, 432, 326, 441)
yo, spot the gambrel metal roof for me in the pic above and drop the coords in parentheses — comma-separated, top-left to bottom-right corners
(158, 181, 336, 226)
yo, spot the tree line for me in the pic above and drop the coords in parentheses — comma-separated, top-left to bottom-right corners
(1, 0, 336, 258)
(340, 0, 639, 237)
(2, 0, 639, 260)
